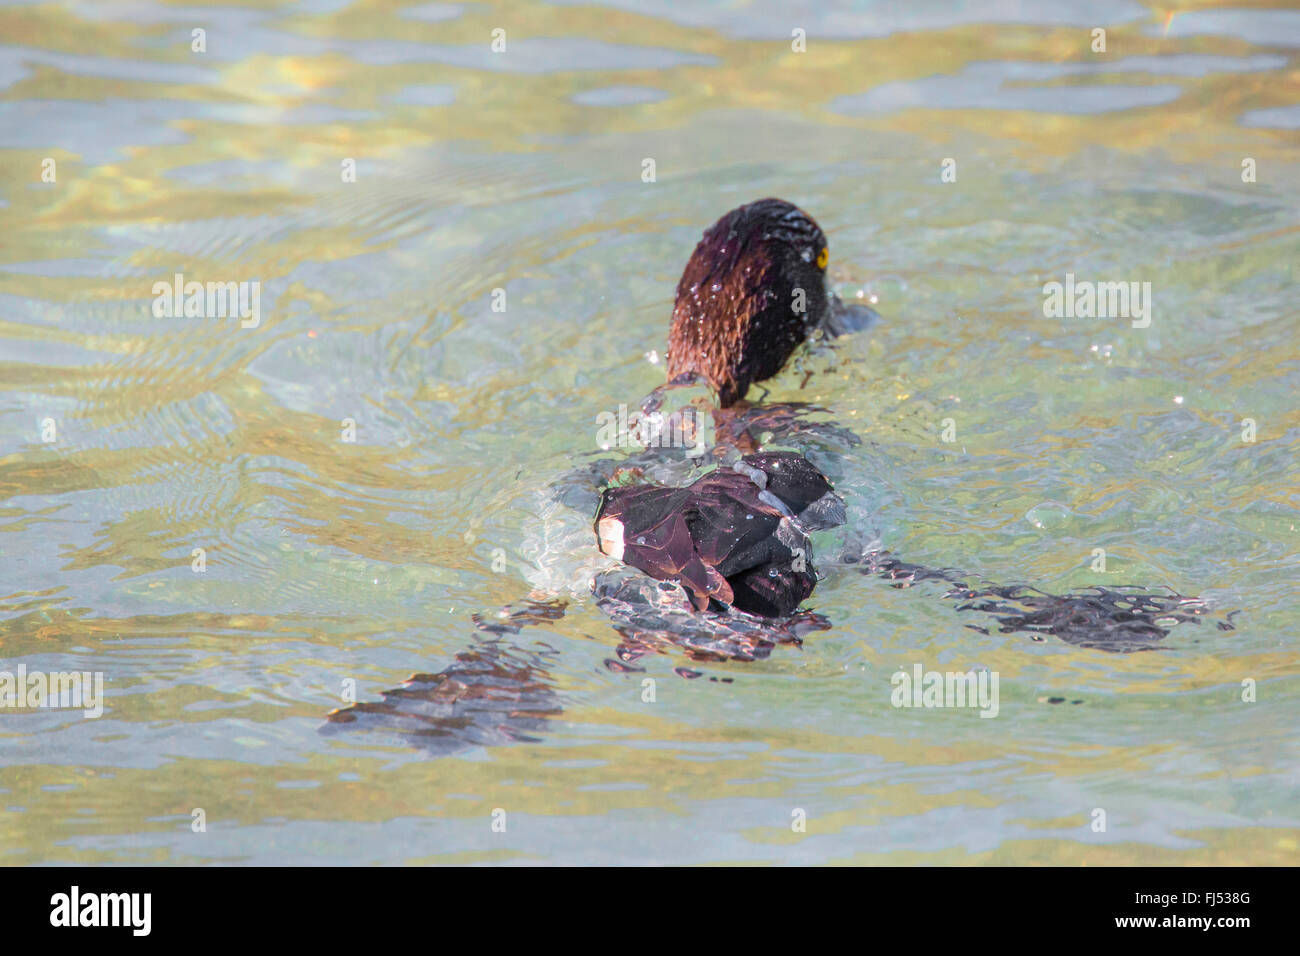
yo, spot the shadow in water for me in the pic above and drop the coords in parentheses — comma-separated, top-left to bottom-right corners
(321, 602, 566, 755)
(857, 553, 1230, 653)
(593, 566, 830, 671)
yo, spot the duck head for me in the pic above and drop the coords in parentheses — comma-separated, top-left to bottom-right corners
(666, 198, 831, 407)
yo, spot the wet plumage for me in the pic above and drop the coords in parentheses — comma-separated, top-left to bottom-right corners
(598, 199, 849, 619)
(594, 451, 843, 617)
(667, 198, 831, 407)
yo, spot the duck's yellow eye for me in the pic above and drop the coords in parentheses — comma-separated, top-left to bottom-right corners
(816, 247, 829, 269)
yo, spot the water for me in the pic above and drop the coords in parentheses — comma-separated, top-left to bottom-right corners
(1, 0, 1297, 865)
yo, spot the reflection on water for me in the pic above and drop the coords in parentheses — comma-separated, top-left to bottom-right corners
(831, 55, 1289, 114)
(0, 0, 1297, 865)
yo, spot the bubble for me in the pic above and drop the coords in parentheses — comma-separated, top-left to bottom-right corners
(1024, 502, 1073, 531)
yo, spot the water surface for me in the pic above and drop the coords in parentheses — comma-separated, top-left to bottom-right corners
(1, 0, 1297, 864)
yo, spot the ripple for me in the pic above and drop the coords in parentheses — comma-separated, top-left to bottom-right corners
(832, 61, 1193, 115)
(549, 0, 1148, 39)
(573, 85, 670, 107)
(1241, 105, 1300, 129)
(1149, 9, 1300, 47)
(345, 37, 718, 71)
(0, 44, 219, 90)
(0, 99, 193, 163)
(400, 3, 467, 23)
(388, 84, 457, 107)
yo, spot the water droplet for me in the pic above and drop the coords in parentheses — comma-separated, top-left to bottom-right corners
(1025, 502, 1072, 531)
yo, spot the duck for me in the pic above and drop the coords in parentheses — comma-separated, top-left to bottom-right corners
(594, 199, 861, 618)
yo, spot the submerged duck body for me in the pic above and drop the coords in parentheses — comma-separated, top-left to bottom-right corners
(594, 451, 845, 618)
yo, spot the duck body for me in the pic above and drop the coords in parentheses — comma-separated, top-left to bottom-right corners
(594, 451, 845, 618)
